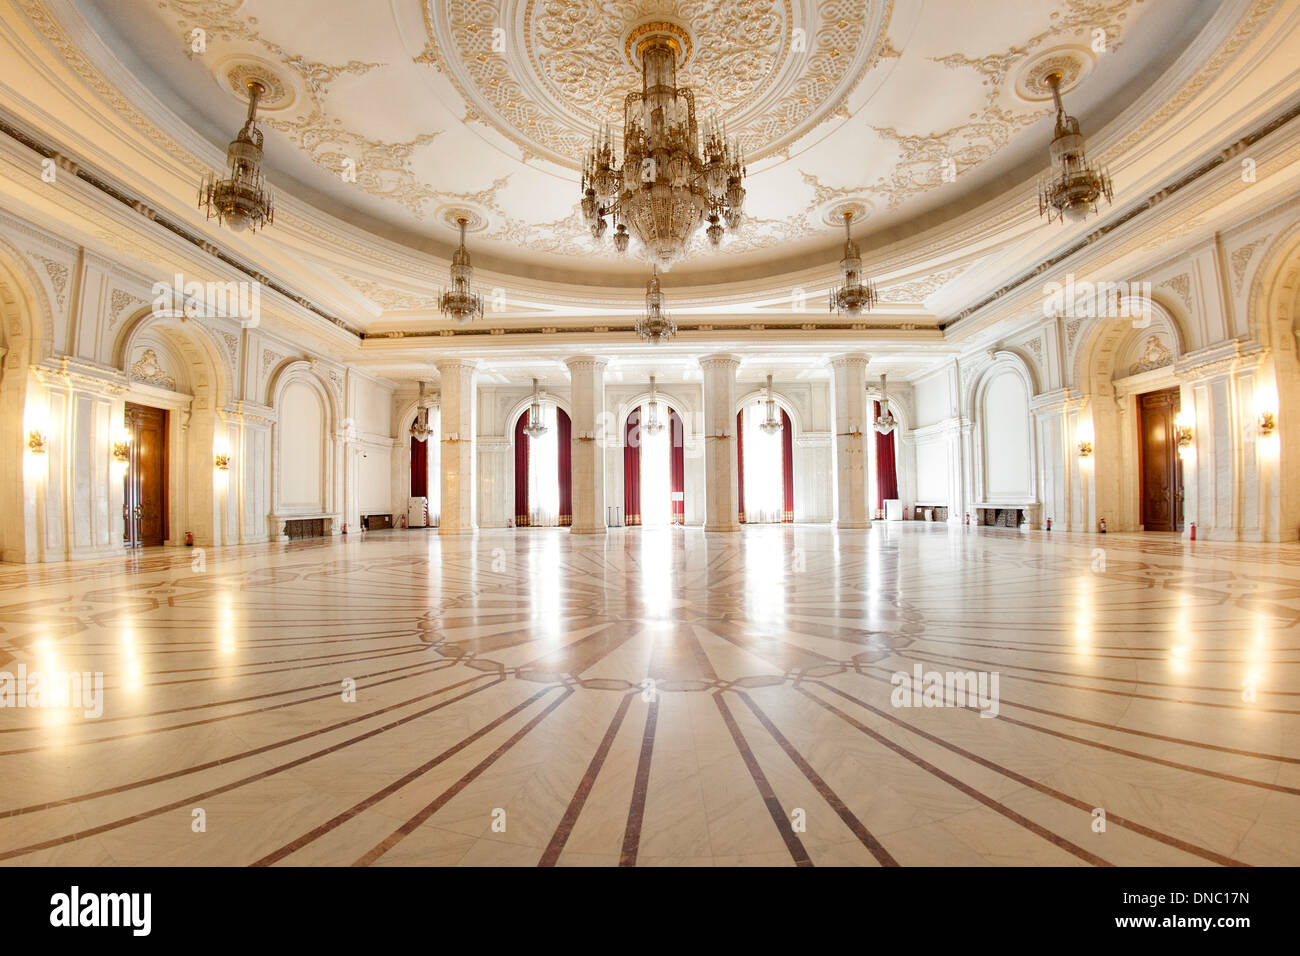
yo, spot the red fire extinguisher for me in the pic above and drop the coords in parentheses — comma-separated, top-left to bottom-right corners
(1045, 518, 1051, 532)
(964, 512, 970, 526)
(1099, 517, 1107, 533)
(185, 531, 194, 547)
(903, 507, 909, 521)
(398, 514, 407, 529)
(1189, 522, 1196, 541)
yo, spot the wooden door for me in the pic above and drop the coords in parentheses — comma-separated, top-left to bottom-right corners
(124, 403, 167, 548)
(1138, 388, 1183, 532)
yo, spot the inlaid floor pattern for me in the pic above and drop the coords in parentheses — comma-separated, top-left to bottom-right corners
(1, 524, 1298, 867)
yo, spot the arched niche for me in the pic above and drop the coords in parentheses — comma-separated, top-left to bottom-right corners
(268, 361, 340, 531)
(0, 241, 55, 562)
(394, 392, 441, 526)
(971, 353, 1038, 509)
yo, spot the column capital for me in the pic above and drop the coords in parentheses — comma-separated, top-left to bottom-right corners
(698, 353, 742, 371)
(564, 354, 609, 373)
(434, 358, 479, 374)
(829, 352, 871, 370)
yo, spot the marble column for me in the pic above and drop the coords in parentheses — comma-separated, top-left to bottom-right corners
(700, 353, 741, 532)
(437, 359, 477, 535)
(830, 353, 871, 529)
(565, 355, 608, 534)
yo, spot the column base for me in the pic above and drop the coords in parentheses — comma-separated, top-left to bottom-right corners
(835, 520, 872, 530)
(438, 526, 477, 536)
(705, 522, 742, 533)
(569, 525, 607, 535)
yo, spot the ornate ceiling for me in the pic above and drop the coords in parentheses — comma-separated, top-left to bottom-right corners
(70, 0, 1219, 294)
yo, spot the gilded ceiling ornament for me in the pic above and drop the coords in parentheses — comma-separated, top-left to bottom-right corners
(419, 0, 891, 168)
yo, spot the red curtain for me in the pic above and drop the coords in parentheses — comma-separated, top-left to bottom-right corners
(874, 400, 899, 511)
(670, 409, 685, 525)
(781, 409, 794, 523)
(624, 407, 641, 526)
(410, 436, 427, 498)
(514, 413, 530, 527)
(736, 409, 745, 523)
(557, 408, 572, 527)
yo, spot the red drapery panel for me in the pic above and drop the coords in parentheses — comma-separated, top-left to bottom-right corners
(670, 409, 685, 525)
(736, 409, 745, 523)
(781, 409, 794, 522)
(410, 436, 427, 499)
(874, 400, 899, 511)
(514, 413, 530, 527)
(557, 408, 572, 527)
(624, 407, 641, 526)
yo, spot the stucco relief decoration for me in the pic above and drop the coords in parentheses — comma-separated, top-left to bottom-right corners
(130, 348, 177, 391)
(1159, 272, 1193, 310)
(110, 289, 148, 329)
(34, 255, 70, 309)
(1128, 334, 1172, 376)
(1230, 238, 1266, 292)
(421, 0, 890, 167)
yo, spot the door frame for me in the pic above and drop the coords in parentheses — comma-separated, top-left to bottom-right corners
(1136, 386, 1184, 532)
(123, 384, 193, 548)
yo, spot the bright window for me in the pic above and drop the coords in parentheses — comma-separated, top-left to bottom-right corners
(528, 404, 559, 526)
(742, 402, 783, 523)
(640, 403, 671, 527)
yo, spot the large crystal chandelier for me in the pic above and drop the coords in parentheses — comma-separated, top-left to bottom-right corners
(580, 24, 746, 269)
(874, 374, 897, 435)
(410, 381, 434, 441)
(643, 375, 665, 435)
(1038, 72, 1113, 224)
(523, 379, 549, 439)
(829, 211, 877, 316)
(759, 374, 783, 435)
(439, 217, 485, 324)
(637, 267, 677, 344)
(200, 78, 274, 233)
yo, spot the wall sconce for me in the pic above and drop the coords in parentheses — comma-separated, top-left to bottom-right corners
(576, 430, 597, 442)
(112, 439, 130, 463)
(1258, 410, 1276, 438)
(27, 430, 48, 453)
(443, 431, 461, 443)
(1173, 411, 1194, 456)
(214, 453, 230, 471)
(1077, 440, 1093, 458)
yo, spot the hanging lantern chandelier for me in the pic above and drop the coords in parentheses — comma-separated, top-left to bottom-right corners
(643, 375, 665, 435)
(637, 267, 677, 344)
(523, 378, 549, 439)
(874, 374, 897, 435)
(580, 23, 746, 269)
(829, 211, 877, 316)
(1038, 72, 1113, 224)
(439, 217, 485, 325)
(759, 374, 783, 435)
(199, 78, 274, 234)
(410, 381, 435, 441)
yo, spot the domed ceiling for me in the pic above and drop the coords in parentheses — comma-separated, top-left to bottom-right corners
(75, 0, 1217, 290)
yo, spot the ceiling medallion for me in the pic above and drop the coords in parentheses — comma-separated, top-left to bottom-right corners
(829, 211, 877, 316)
(1037, 71, 1113, 224)
(199, 78, 275, 234)
(1015, 47, 1094, 103)
(214, 57, 295, 111)
(438, 217, 485, 324)
(581, 23, 747, 269)
(436, 205, 489, 233)
(820, 199, 873, 229)
(637, 267, 677, 345)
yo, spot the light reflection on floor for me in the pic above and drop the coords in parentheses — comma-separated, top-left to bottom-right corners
(0, 523, 1297, 866)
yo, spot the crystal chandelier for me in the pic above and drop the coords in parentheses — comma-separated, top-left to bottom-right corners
(874, 374, 897, 435)
(637, 267, 677, 344)
(410, 381, 434, 442)
(759, 374, 783, 435)
(200, 78, 274, 233)
(439, 217, 485, 324)
(829, 211, 877, 316)
(523, 379, 549, 439)
(580, 24, 746, 269)
(1038, 72, 1113, 224)
(643, 375, 665, 435)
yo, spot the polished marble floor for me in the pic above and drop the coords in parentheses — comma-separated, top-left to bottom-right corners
(0, 523, 1297, 866)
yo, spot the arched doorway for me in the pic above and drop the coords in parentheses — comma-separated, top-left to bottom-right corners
(623, 404, 684, 527)
(736, 401, 793, 524)
(513, 403, 572, 527)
